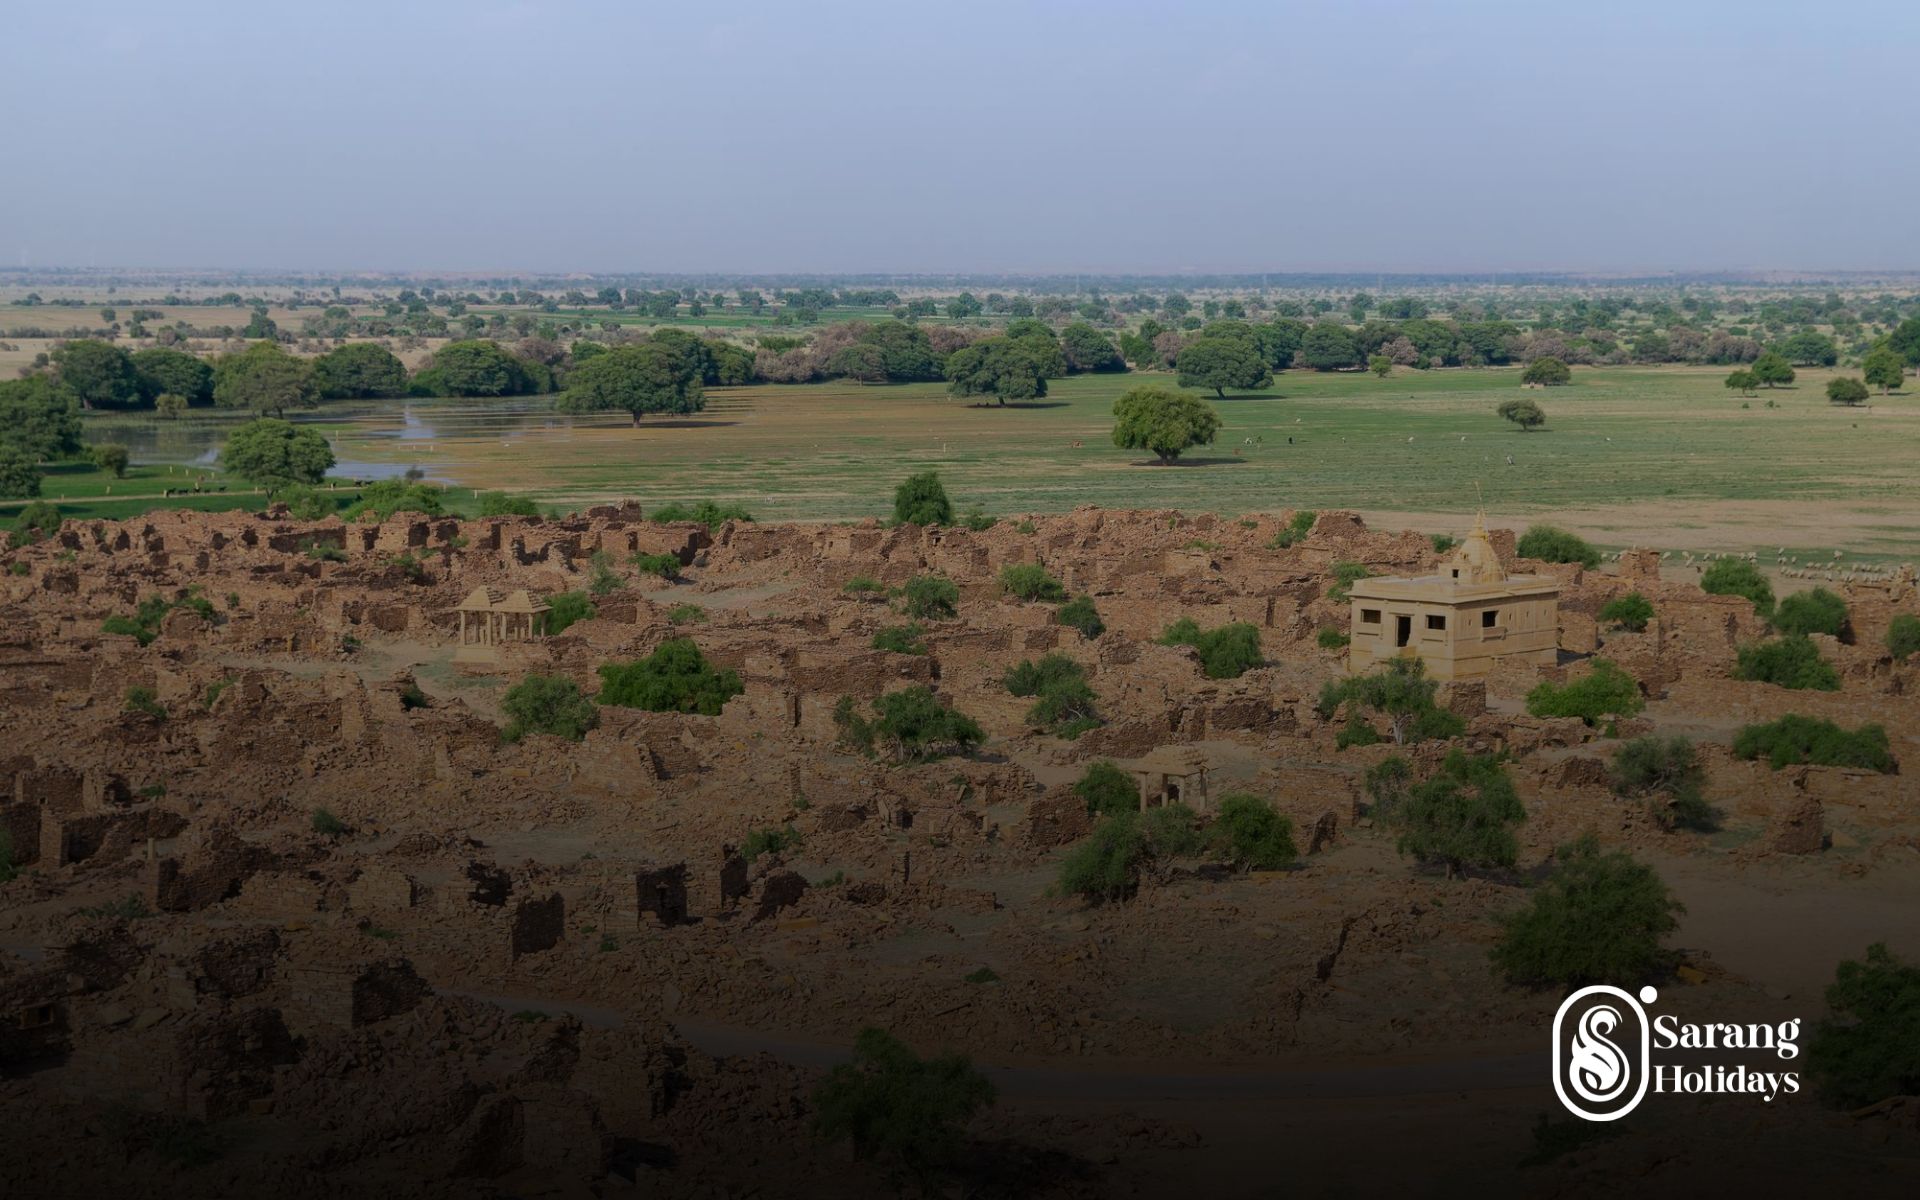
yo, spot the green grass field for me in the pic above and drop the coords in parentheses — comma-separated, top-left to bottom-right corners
(10, 364, 1915, 560)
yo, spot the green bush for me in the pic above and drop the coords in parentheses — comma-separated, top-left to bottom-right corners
(1056, 594, 1105, 638)
(843, 575, 887, 595)
(650, 499, 753, 531)
(1266, 509, 1316, 549)
(544, 591, 595, 635)
(100, 593, 215, 646)
(1734, 635, 1839, 690)
(1525, 659, 1644, 724)
(1429, 533, 1459, 553)
(666, 603, 706, 625)
(1336, 713, 1384, 748)
(1700, 557, 1774, 614)
(1207, 794, 1297, 871)
(892, 470, 953, 526)
(597, 640, 743, 716)
(586, 550, 622, 595)
(1611, 736, 1714, 830)
(1516, 525, 1600, 568)
(341, 480, 446, 522)
(303, 540, 346, 562)
(833, 687, 983, 762)
(959, 508, 996, 531)
(1003, 653, 1083, 697)
(1319, 658, 1462, 744)
(1054, 807, 1200, 903)
(810, 1027, 996, 1186)
(1363, 756, 1413, 819)
(871, 623, 928, 655)
(631, 551, 682, 579)
(1771, 587, 1848, 638)
(1491, 834, 1683, 986)
(275, 484, 337, 521)
(311, 808, 348, 836)
(1158, 619, 1263, 679)
(123, 686, 167, 719)
(999, 562, 1066, 601)
(1732, 714, 1894, 771)
(1316, 627, 1349, 649)
(1393, 750, 1525, 879)
(1807, 944, 1920, 1108)
(1327, 560, 1371, 602)
(502, 673, 600, 741)
(1073, 760, 1138, 819)
(742, 825, 802, 860)
(902, 574, 959, 619)
(10, 500, 64, 548)
(477, 490, 541, 517)
(1598, 592, 1654, 632)
(1888, 613, 1920, 662)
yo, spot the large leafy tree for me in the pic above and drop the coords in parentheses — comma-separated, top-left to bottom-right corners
(1298, 323, 1364, 370)
(1059, 323, 1126, 373)
(1497, 397, 1545, 430)
(52, 339, 142, 410)
(219, 417, 335, 485)
(313, 342, 408, 398)
(0, 448, 40, 498)
(1862, 346, 1906, 394)
(1888, 317, 1920, 367)
(944, 337, 1049, 404)
(596, 638, 742, 713)
(0, 376, 86, 461)
(1776, 329, 1838, 367)
(130, 347, 214, 405)
(1491, 834, 1683, 986)
(854, 320, 941, 381)
(1750, 351, 1795, 388)
(424, 339, 542, 396)
(1110, 385, 1222, 464)
(556, 343, 705, 425)
(811, 1027, 996, 1187)
(1175, 337, 1272, 396)
(1392, 749, 1526, 879)
(213, 341, 319, 416)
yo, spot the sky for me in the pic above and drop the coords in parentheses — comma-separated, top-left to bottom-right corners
(3, 0, 1916, 275)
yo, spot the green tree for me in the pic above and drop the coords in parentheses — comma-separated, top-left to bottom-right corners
(893, 471, 953, 525)
(1777, 329, 1838, 366)
(131, 347, 214, 405)
(811, 1027, 996, 1187)
(1208, 793, 1298, 871)
(1298, 323, 1362, 370)
(999, 562, 1066, 601)
(1733, 714, 1893, 771)
(543, 591, 595, 634)
(1059, 323, 1125, 373)
(1520, 357, 1572, 386)
(1175, 337, 1272, 396)
(213, 341, 318, 416)
(1772, 587, 1848, 637)
(1862, 346, 1906, 394)
(1368, 354, 1393, 378)
(1700, 557, 1774, 614)
(833, 687, 984, 761)
(1808, 944, 1920, 1108)
(0, 448, 39, 499)
(1887, 613, 1920, 661)
(1526, 659, 1644, 725)
(1317, 657, 1464, 745)
(1491, 834, 1683, 985)
(1497, 397, 1545, 431)
(501, 674, 599, 741)
(596, 639, 743, 715)
(424, 339, 543, 396)
(1734, 635, 1840, 690)
(944, 338, 1049, 404)
(1598, 592, 1654, 632)
(1074, 760, 1137, 818)
(1723, 368, 1758, 396)
(1750, 351, 1795, 388)
(89, 443, 130, 478)
(218, 418, 335, 485)
(1825, 376, 1869, 406)
(0, 376, 86, 461)
(1612, 736, 1713, 830)
(1888, 316, 1920, 367)
(1157, 618, 1263, 679)
(556, 343, 704, 424)
(1516, 524, 1600, 568)
(1055, 807, 1199, 902)
(1056, 594, 1104, 638)
(52, 339, 142, 410)
(313, 343, 408, 399)
(902, 574, 959, 619)
(1110, 385, 1223, 464)
(1393, 750, 1526, 879)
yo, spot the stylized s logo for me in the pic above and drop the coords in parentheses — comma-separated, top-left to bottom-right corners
(1568, 1005, 1629, 1103)
(1553, 986, 1651, 1121)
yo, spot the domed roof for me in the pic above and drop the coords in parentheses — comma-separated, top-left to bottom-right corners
(1446, 512, 1507, 584)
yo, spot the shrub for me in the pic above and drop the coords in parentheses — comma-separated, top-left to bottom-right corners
(1073, 760, 1138, 819)
(1771, 587, 1848, 638)
(1598, 592, 1654, 632)
(544, 591, 595, 634)
(1732, 715, 1894, 771)
(892, 470, 953, 526)
(1003, 653, 1083, 697)
(303, 540, 346, 562)
(964, 966, 999, 984)
(959, 508, 995, 531)
(666, 603, 707, 625)
(631, 551, 682, 579)
(871, 623, 928, 655)
(123, 686, 167, 719)
(833, 687, 983, 762)
(1056, 594, 1105, 638)
(502, 673, 600, 741)
(341, 480, 446, 522)
(1888, 613, 1920, 662)
(1392, 750, 1525, 879)
(999, 562, 1065, 602)
(650, 499, 753, 531)
(1336, 713, 1384, 748)
(1429, 533, 1458, 553)
(1491, 834, 1683, 986)
(1316, 627, 1349, 649)
(275, 485, 336, 521)
(843, 575, 887, 595)
(1734, 635, 1839, 691)
(597, 640, 743, 715)
(1207, 794, 1297, 871)
(1516, 525, 1600, 568)
(477, 490, 541, 517)
(1054, 807, 1199, 903)
(742, 825, 802, 861)
(811, 1027, 996, 1186)
(1611, 736, 1713, 831)
(586, 550, 622, 595)
(10, 500, 63, 547)
(1497, 397, 1546, 430)
(1363, 755, 1413, 819)
(311, 808, 348, 836)
(902, 574, 959, 620)
(1319, 657, 1463, 745)
(1700, 557, 1774, 615)
(1807, 944, 1920, 1108)
(1326, 560, 1371, 602)
(100, 593, 214, 646)
(1266, 509, 1316, 550)
(1525, 659, 1644, 724)
(1158, 619, 1262, 679)
(1521, 357, 1572, 386)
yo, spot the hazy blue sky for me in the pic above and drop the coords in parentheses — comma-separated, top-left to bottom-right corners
(4, 0, 1914, 273)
